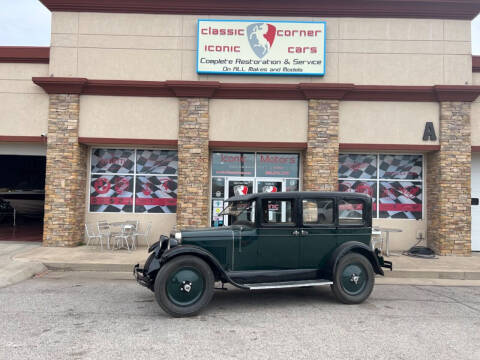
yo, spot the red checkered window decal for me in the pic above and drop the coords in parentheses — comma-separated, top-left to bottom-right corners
(90, 148, 178, 213)
(339, 154, 423, 220)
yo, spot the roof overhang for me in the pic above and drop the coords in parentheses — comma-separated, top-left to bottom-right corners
(39, 0, 480, 20)
(0, 47, 49, 64)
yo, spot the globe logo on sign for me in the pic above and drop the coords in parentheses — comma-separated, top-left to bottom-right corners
(246, 23, 276, 58)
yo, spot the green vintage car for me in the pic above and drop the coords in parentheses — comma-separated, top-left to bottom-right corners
(134, 191, 392, 317)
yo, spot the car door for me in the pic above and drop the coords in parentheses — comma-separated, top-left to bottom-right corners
(256, 196, 300, 270)
(299, 197, 338, 269)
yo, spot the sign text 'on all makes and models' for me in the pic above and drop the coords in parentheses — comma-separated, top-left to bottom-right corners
(197, 20, 326, 76)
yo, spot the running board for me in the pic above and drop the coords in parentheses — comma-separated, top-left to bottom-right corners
(245, 279, 333, 290)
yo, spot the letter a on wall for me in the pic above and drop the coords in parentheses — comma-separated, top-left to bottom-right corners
(423, 122, 437, 141)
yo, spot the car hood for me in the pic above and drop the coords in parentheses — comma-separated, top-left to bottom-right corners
(179, 226, 250, 238)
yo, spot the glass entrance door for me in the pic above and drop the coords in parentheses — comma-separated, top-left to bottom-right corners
(212, 176, 300, 227)
(256, 179, 284, 194)
(223, 178, 254, 226)
(256, 179, 286, 222)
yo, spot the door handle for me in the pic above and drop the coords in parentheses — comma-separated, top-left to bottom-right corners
(292, 230, 300, 236)
(301, 230, 308, 236)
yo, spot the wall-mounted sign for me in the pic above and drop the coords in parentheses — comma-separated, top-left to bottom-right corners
(423, 122, 437, 141)
(212, 152, 255, 176)
(197, 19, 326, 76)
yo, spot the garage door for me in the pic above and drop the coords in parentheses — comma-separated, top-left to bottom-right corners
(471, 153, 480, 251)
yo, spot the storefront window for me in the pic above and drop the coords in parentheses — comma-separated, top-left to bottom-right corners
(256, 153, 299, 177)
(338, 154, 423, 220)
(90, 148, 178, 213)
(211, 152, 300, 226)
(211, 152, 255, 177)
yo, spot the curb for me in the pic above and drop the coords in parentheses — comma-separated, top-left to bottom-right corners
(39, 261, 480, 282)
(0, 262, 47, 288)
(44, 262, 137, 272)
(0, 243, 47, 289)
(385, 270, 480, 280)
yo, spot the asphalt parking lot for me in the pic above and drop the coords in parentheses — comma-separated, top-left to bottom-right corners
(1, 271, 479, 360)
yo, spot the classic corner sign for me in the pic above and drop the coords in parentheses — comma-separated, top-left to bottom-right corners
(197, 19, 326, 76)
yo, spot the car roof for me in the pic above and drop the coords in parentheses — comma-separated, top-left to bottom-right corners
(225, 191, 371, 202)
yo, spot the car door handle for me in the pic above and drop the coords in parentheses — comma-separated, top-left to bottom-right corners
(301, 230, 308, 236)
(292, 230, 300, 236)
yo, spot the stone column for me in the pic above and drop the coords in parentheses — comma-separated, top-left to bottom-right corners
(176, 98, 210, 229)
(43, 94, 87, 247)
(303, 99, 340, 191)
(427, 101, 471, 255)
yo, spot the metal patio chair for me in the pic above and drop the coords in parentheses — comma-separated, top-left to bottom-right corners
(132, 222, 152, 249)
(97, 220, 118, 250)
(112, 223, 136, 251)
(85, 223, 103, 249)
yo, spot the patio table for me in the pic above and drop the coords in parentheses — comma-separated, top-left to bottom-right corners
(108, 221, 137, 250)
(373, 227, 402, 256)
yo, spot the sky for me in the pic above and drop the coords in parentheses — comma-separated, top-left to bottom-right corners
(0, 0, 479, 54)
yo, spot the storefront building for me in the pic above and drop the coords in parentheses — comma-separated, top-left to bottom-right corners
(1, 0, 480, 255)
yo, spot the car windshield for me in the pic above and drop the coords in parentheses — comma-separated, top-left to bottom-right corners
(219, 200, 255, 226)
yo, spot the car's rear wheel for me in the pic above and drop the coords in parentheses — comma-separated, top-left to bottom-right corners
(331, 252, 374, 304)
(154, 255, 214, 317)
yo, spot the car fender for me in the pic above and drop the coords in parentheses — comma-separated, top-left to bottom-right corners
(160, 245, 249, 289)
(328, 241, 384, 277)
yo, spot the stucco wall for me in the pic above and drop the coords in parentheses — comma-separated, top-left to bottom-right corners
(209, 99, 307, 142)
(0, 143, 46, 156)
(0, 63, 49, 137)
(84, 212, 176, 247)
(473, 73, 480, 86)
(50, 12, 471, 85)
(79, 96, 179, 140)
(339, 101, 440, 145)
(373, 218, 427, 252)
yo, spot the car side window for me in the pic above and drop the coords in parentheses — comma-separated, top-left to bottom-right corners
(262, 199, 295, 226)
(302, 199, 334, 225)
(338, 199, 364, 225)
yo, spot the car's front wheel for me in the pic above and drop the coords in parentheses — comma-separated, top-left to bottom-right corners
(331, 252, 374, 304)
(154, 255, 214, 317)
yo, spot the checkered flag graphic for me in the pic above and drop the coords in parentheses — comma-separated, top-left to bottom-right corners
(90, 175, 134, 212)
(136, 150, 178, 174)
(338, 180, 377, 202)
(338, 154, 377, 179)
(379, 155, 422, 180)
(135, 176, 178, 213)
(91, 149, 135, 174)
(379, 181, 422, 219)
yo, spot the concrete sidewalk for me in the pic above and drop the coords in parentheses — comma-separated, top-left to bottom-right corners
(384, 252, 480, 280)
(0, 241, 46, 288)
(12, 244, 480, 281)
(13, 245, 149, 272)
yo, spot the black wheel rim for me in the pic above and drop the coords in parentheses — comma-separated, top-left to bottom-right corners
(166, 267, 205, 307)
(340, 263, 368, 296)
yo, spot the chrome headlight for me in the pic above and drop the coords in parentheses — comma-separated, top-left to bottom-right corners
(174, 232, 182, 242)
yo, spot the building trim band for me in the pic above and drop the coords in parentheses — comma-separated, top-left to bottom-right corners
(32, 77, 480, 103)
(0, 47, 50, 64)
(78, 137, 178, 146)
(473, 56, 480, 73)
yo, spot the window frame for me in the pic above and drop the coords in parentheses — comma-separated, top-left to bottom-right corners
(338, 152, 424, 220)
(300, 197, 336, 228)
(88, 147, 178, 214)
(209, 151, 302, 227)
(337, 197, 367, 227)
(258, 197, 298, 228)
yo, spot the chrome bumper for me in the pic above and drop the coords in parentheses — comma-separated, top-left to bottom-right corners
(133, 264, 152, 288)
